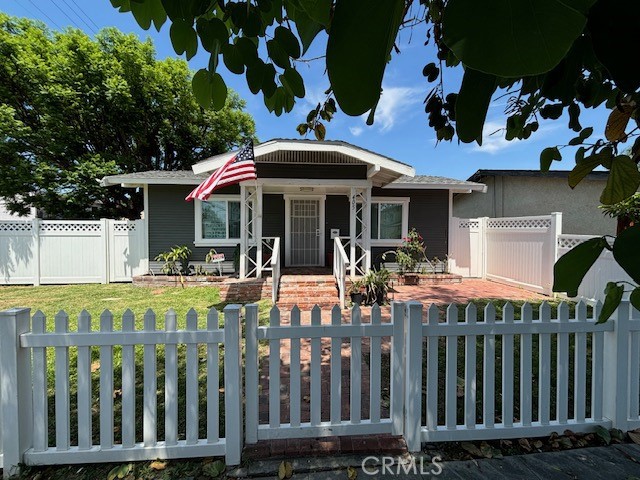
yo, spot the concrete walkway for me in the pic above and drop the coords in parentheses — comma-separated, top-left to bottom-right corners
(230, 444, 640, 479)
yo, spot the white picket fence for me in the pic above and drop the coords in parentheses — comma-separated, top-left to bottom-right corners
(0, 219, 147, 285)
(1, 301, 639, 476)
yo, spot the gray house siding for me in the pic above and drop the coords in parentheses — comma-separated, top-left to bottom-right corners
(148, 184, 450, 265)
(372, 188, 449, 263)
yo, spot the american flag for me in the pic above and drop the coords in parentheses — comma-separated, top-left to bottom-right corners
(186, 142, 256, 201)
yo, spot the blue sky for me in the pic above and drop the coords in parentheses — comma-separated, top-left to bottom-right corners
(4, 1, 616, 180)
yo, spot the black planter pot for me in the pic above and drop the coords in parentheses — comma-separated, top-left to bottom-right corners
(350, 292, 364, 305)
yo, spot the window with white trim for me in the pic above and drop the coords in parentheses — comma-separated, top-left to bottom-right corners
(195, 196, 247, 246)
(357, 197, 409, 246)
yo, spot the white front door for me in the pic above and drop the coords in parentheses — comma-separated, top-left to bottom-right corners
(285, 196, 325, 267)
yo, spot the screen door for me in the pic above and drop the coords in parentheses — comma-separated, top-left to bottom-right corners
(290, 199, 321, 266)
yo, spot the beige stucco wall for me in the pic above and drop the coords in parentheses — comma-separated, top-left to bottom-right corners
(453, 176, 617, 235)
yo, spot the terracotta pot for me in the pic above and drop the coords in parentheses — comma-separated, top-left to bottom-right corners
(403, 274, 420, 285)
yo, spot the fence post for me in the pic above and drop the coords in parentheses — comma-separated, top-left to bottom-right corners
(244, 304, 259, 444)
(390, 302, 405, 435)
(547, 212, 563, 296)
(479, 217, 488, 279)
(603, 300, 630, 431)
(404, 301, 423, 452)
(0, 308, 33, 478)
(32, 218, 40, 286)
(224, 305, 243, 465)
(101, 218, 110, 284)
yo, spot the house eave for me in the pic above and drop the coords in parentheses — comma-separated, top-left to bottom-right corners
(383, 183, 487, 193)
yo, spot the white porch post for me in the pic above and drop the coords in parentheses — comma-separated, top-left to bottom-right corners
(255, 184, 263, 278)
(349, 187, 357, 277)
(239, 185, 248, 279)
(363, 186, 372, 272)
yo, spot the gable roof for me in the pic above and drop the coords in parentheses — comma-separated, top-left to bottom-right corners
(468, 169, 609, 183)
(191, 138, 415, 186)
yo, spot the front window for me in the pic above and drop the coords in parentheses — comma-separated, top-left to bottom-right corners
(195, 196, 246, 246)
(357, 197, 409, 245)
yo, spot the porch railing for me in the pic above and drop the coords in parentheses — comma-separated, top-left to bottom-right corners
(333, 237, 350, 309)
(270, 237, 281, 303)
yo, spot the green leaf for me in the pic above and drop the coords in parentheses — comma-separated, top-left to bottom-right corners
(568, 102, 582, 132)
(170, 19, 198, 60)
(196, 18, 228, 53)
(274, 26, 301, 59)
(266, 39, 290, 69)
(314, 122, 326, 140)
(455, 68, 496, 144)
(246, 60, 266, 94)
(613, 225, 640, 284)
(280, 68, 305, 98)
(203, 460, 226, 477)
(327, 0, 404, 116)
(422, 62, 440, 82)
(553, 237, 607, 296)
(236, 37, 259, 66)
(243, 9, 263, 37)
(601, 156, 640, 205)
(568, 152, 609, 188)
(298, 0, 331, 26)
(289, 6, 324, 55)
(598, 282, 624, 323)
(540, 146, 562, 171)
(130, 0, 166, 31)
(210, 73, 227, 111)
(192, 69, 212, 108)
(222, 44, 245, 74)
(261, 63, 278, 98)
(631, 287, 640, 312)
(588, 0, 640, 93)
(595, 425, 611, 445)
(442, 0, 589, 77)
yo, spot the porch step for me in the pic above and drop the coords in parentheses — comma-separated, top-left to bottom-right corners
(276, 274, 340, 308)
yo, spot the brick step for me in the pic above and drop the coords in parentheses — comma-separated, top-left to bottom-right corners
(277, 289, 338, 297)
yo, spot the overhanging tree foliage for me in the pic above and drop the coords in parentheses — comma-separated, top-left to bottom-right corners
(108, 0, 636, 318)
(0, 14, 256, 219)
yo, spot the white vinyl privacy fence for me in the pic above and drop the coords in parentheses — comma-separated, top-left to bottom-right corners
(0, 219, 147, 285)
(1, 301, 640, 476)
(449, 213, 630, 303)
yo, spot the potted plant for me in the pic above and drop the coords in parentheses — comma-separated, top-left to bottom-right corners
(363, 268, 391, 305)
(381, 228, 427, 285)
(349, 279, 366, 305)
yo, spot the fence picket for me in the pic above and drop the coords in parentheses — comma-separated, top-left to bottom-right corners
(32, 311, 48, 452)
(426, 304, 439, 431)
(143, 309, 157, 446)
(631, 329, 640, 422)
(350, 305, 362, 424)
(557, 303, 569, 424)
(445, 304, 458, 429)
(483, 303, 495, 429)
(99, 310, 114, 449)
(370, 304, 382, 424)
(290, 306, 302, 428)
(539, 302, 551, 425)
(310, 306, 322, 426)
(464, 304, 477, 429)
(77, 311, 92, 450)
(207, 308, 220, 443)
(164, 309, 178, 446)
(121, 309, 136, 448)
(391, 302, 406, 435)
(186, 309, 199, 445)
(269, 306, 280, 429)
(330, 305, 341, 425)
(520, 304, 533, 426)
(592, 302, 604, 422)
(54, 311, 70, 451)
(502, 303, 514, 428)
(574, 302, 587, 423)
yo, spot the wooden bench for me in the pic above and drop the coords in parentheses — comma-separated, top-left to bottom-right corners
(148, 261, 236, 276)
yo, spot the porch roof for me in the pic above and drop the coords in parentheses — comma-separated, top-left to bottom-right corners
(191, 139, 415, 186)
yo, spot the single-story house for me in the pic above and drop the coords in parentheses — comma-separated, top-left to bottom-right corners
(453, 169, 615, 235)
(101, 139, 485, 278)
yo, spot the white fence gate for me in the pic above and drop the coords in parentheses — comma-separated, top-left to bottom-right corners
(1, 301, 639, 476)
(0, 219, 147, 285)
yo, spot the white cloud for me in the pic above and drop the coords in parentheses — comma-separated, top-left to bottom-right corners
(374, 85, 423, 133)
(349, 126, 364, 137)
(470, 121, 513, 154)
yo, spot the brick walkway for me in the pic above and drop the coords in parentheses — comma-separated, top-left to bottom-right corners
(245, 279, 546, 459)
